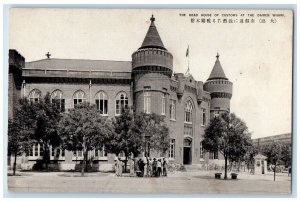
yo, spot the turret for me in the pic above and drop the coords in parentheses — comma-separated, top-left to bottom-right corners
(132, 15, 173, 77)
(132, 15, 173, 115)
(203, 53, 233, 117)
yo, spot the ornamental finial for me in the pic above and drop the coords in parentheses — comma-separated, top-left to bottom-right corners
(150, 14, 155, 22)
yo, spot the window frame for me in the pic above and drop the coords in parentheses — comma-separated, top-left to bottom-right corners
(169, 139, 175, 159)
(115, 92, 129, 116)
(184, 100, 193, 124)
(95, 91, 108, 116)
(201, 108, 206, 126)
(143, 92, 151, 114)
(28, 89, 41, 103)
(170, 99, 176, 121)
(73, 90, 86, 107)
(51, 89, 65, 112)
(161, 93, 166, 115)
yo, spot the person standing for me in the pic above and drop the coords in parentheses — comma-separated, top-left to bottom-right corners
(163, 158, 168, 177)
(139, 158, 145, 177)
(130, 157, 135, 177)
(115, 159, 119, 176)
(152, 158, 157, 177)
(157, 159, 162, 177)
(148, 158, 153, 177)
(143, 157, 148, 177)
(118, 157, 123, 177)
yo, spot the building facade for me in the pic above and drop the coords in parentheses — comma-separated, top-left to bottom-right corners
(252, 133, 292, 148)
(9, 16, 233, 171)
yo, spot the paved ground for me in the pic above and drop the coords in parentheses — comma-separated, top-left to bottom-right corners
(7, 170, 291, 194)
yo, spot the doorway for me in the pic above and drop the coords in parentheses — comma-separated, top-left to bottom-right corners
(183, 138, 192, 165)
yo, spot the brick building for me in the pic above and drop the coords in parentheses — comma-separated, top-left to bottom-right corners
(252, 133, 292, 148)
(9, 15, 233, 171)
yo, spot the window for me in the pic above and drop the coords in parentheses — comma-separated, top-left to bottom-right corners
(144, 92, 151, 114)
(56, 149, 60, 158)
(29, 144, 44, 157)
(39, 145, 44, 157)
(51, 147, 55, 157)
(201, 108, 206, 126)
(169, 139, 175, 159)
(209, 151, 218, 159)
(29, 146, 33, 156)
(73, 90, 86, 106)
(51, 89, 65, 112)
(51, 147, 64, 158)
(170, 100, 176, 120)
(28, 89, 41, 103)
(161, 93, 166, 115)
(116, 92, 129, 115)
(95, 91, 108, 115)
(184, 100, 193, 123)
(200, 142, 204, 159)
(95, 146, 107, 157)
(34, 144, 39, 156)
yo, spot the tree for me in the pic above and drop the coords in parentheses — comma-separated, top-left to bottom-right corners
(261, 142, 286, 181)
(8, 98, 39, 175)
(202, 112, 251, 179)
(105, 110, 170, 172)
(244, 144, 258, 171)
(105, 108, 144, 172)
(140, 113, 170, 156)
(58, 102, 112, 176)
(280, 143, 292, 168)
(30, 93, 62, 170)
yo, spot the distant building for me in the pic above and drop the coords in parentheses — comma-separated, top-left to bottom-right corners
(252, 133, 292, 148)
(9, 15, 233, 170)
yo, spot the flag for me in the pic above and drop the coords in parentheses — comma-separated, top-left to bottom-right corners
(186, 46, 189, 57)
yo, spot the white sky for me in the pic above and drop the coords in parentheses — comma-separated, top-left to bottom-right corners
(9, 9, 293, 139)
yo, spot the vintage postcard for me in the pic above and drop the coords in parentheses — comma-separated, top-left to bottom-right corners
(7, 8, 293, 194)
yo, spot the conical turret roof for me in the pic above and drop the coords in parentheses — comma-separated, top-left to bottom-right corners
(207, 53, 228, 80)
(139, 15, 166, 50)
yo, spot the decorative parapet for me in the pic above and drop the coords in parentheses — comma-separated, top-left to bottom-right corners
(132, 48, 173, 71)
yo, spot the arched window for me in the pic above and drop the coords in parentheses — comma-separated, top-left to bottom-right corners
(115, 92, 128, 115)
(28, 89, 41, 103)
(73, 90, 86, 106)
(51, 89, 65, 112)
(184, 100, 193, 123)
(144, 92, 151, 114)
(95, 91, 108, 115)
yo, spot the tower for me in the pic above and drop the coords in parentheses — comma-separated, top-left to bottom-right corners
(203, 53, 233, 118)
(132, 15, 173, 115)
(9, 49, 24, 119)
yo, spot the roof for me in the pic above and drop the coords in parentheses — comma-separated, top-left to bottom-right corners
(25, 58, 132, 72)
(207, 54, 228, 81)
(139, 15, 166, 50)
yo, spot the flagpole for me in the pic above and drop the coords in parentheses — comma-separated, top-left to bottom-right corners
(188, 45, 190, 72)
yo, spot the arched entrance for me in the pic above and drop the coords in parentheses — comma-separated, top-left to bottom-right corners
(183, 138, 192, 164)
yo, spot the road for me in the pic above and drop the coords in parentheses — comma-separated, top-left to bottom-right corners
(7, 170, 291, 194)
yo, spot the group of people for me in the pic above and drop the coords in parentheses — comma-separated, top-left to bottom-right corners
(135, 157, 168, 177)
(115, 156, 168, 177)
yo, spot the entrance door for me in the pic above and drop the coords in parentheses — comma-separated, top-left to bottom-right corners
(183, 147, 191, 164)
(183, 138, 192, 165)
